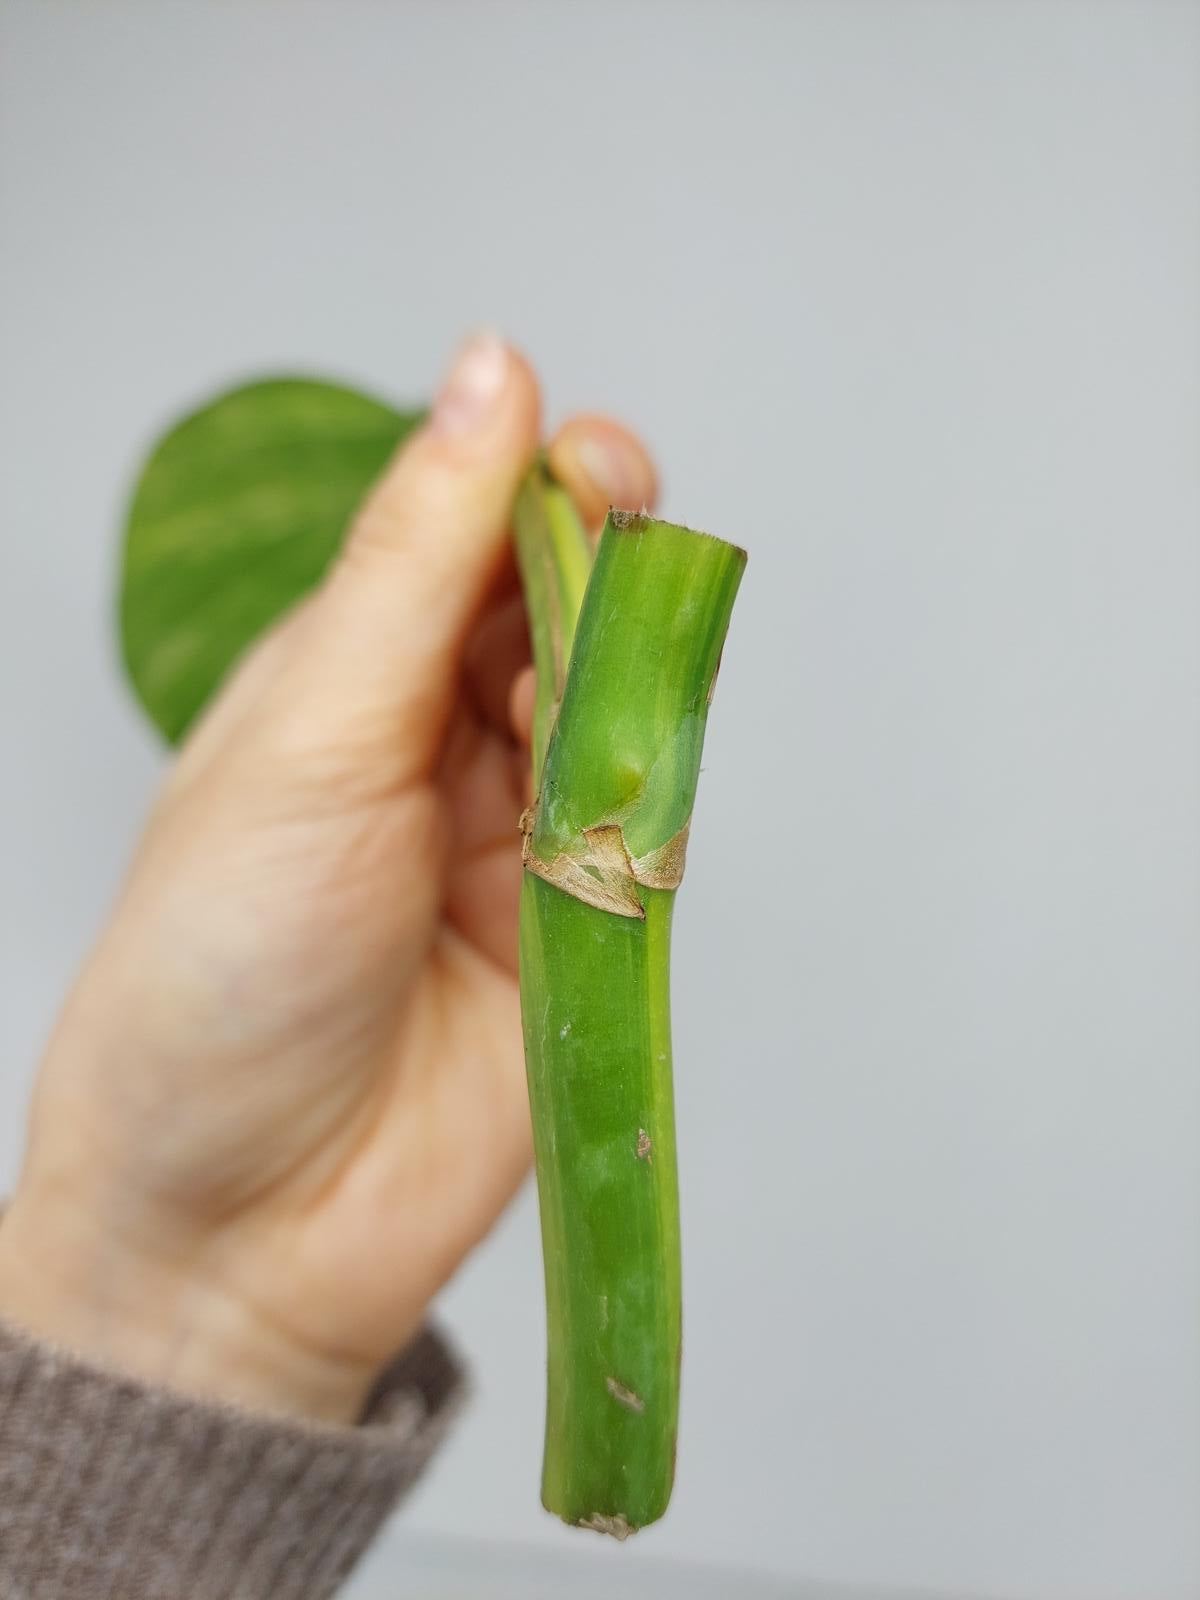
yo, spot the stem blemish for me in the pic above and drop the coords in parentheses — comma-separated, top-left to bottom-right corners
(580, 1512, 634, 1541)
(605, 1376, 646, 1414)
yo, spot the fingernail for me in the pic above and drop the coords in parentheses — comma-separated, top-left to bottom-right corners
(571, 433, 644, 510)
(431, 333, 510, 435)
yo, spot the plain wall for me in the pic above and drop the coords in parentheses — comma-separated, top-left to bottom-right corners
(1, 3, 1197, 1597)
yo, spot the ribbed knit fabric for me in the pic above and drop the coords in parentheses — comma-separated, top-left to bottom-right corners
(0, 1314, 464, 1600)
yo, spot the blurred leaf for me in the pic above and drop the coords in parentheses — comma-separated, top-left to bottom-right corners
(120, 376, 422, 744)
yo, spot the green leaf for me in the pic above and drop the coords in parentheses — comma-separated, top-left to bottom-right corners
(120, 376, 421, 744)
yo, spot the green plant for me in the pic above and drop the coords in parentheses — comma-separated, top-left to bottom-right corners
(515, 476, 745, 1532)
(121, 379, 744, 1535)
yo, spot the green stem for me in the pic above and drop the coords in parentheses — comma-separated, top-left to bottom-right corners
(517, 506, 746, 1536)
(512, 462, 593, 778)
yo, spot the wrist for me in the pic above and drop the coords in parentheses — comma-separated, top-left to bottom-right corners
(0, 1190, 377, 1425)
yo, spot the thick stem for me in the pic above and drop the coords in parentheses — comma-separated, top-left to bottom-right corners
(520, 878, 678, 1533)
(518, 509, 746, 1534)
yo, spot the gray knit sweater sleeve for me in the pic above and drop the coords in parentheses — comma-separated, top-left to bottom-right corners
(0, 1314, 464, 1600)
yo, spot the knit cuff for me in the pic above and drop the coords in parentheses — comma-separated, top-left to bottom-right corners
(0, 1313, 465, 1600)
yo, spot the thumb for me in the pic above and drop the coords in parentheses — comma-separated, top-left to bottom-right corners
(278, 334, 541, 786)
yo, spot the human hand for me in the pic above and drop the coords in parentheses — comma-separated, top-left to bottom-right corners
(0, 336, 657, 1423)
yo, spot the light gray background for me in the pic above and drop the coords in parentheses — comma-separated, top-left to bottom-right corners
(2, 3, 1197, 1597)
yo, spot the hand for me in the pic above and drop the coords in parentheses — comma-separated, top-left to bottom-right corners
(0, 336, 657, 1423)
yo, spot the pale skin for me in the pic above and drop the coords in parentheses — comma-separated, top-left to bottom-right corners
(0, 335, 658, 1423)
